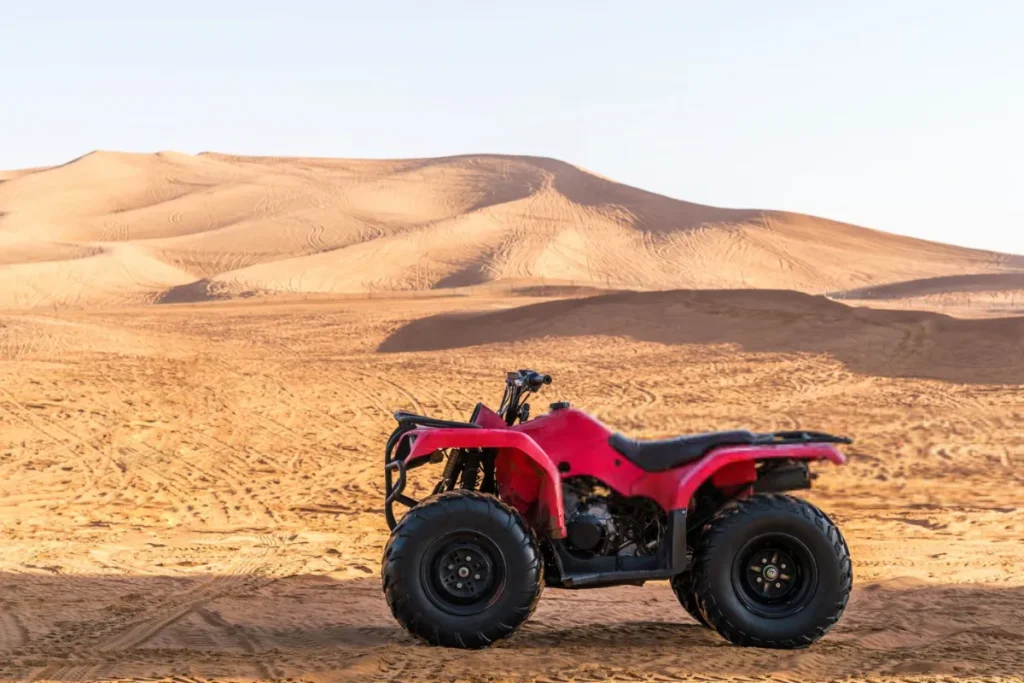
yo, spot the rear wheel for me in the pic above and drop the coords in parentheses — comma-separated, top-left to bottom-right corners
(691, 494, 851, 648)
(381, 490, 543, 648)
(670, 571, 709, 627)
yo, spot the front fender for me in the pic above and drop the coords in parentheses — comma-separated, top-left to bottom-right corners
(404, 427, 566, 538)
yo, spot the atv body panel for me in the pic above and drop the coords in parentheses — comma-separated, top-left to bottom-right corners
(398, 406, 845, 538)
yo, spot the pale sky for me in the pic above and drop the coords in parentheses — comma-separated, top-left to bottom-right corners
(2, 1, 1022, 254)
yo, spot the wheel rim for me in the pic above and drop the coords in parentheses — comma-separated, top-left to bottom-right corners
(732, 533, 818, 619)
(421, 531, 506, 616)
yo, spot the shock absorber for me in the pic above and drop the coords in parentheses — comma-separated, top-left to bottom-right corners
(460, 450, 481, 490)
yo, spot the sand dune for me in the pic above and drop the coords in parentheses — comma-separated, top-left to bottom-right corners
(379, 289, 1024, 384)
(0, 233, 102, 266)
(0, 243, 195, 309)
(2, 151, 1020, 308)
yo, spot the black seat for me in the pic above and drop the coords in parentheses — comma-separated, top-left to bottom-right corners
(608, 430, 757, 472)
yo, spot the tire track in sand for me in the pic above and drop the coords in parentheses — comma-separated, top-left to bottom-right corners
(0, 390, 101, 504)
(98, 371, 282, 527)
(69, 534, 306, 654)
(0, 604, 29, 649)
(306, 223, 328, 253)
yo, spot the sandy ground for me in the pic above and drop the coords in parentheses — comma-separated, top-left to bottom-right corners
(1, 292, 1021, 682)
(2, 150, 1023, 681)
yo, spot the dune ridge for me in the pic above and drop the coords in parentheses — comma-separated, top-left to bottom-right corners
(379, 288, 1024, 385)
(1, 150, 1020, 309)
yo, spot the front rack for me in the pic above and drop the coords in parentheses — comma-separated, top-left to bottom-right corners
(392, 411, 482, 429)
(384, 413, 481, 530)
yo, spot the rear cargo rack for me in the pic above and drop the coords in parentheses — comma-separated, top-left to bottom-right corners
(755, 430, 853, 445)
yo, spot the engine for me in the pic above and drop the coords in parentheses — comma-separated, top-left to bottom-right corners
(562, 477, 666, 558)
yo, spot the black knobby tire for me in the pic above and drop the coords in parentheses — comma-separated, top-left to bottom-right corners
(691, 494, 852, 649)
(381, 490, 543, 648)
(670, 571, 709, 627)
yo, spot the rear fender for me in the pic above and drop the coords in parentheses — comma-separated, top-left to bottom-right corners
(404, 427, 566, 538)
(673, 443, 846, 508)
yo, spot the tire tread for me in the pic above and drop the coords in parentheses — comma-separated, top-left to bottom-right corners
(691, 494, 852, 649)
(381, 490, 544, 648)
(670, 571, 710, 627)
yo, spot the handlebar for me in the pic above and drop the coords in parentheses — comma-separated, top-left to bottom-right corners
(500, 369, 552, 425)
(506, 369, 552, 390)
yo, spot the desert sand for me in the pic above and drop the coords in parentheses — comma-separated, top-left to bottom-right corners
(1, 153, 1023, 682)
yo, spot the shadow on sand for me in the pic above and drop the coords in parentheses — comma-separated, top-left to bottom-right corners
(0, 573, 1021, 681)
(378, 289, 1024, 385)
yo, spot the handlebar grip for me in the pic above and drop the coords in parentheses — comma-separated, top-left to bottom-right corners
(524, 371, 551, 387)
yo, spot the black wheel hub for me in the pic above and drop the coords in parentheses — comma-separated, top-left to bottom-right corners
(422, 532, 505, 616)
(435, 543, 495, 601)
(733, 534, 817, 619)
(745, 548, 798, 600)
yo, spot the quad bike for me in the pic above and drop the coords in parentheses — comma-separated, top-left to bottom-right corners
(382, 369, 852, 649)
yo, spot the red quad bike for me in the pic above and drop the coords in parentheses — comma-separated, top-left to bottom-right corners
(382, 370, 853, 649)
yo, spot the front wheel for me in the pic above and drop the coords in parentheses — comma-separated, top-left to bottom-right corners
(381, 490, 543, 648)
(690, 494, 852, 648)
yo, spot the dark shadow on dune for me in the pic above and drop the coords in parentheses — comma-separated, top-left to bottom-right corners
(378, 289, 1024, 385)
(433, 260, 495, 289)
(508, 284, 622, 297)
(459, 157, 546, 215)
(835, 272, 1024, 299)
(155, 279, 228, 304)
(0, 573, 1020, 680)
